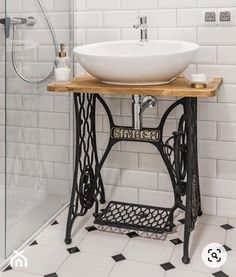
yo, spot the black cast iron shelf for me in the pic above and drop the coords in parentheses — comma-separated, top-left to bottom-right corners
(94, 201, 175, 234)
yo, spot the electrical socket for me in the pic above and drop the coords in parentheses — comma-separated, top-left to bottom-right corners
(202, 9, 235, 26)
(218, 9, 235, 26)
(220, 11, 231, 22)
(205, 11, 216, 22)
(201, 9, 217, 26)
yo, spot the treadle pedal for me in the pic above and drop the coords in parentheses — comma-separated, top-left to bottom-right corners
(94, 201, 174, 234)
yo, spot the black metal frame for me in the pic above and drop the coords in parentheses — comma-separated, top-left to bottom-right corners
(65, 93, 202, 264)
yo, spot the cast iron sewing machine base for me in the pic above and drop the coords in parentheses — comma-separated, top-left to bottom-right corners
(64, 93, 202, 264)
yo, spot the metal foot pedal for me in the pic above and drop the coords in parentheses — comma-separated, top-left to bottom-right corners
(94, 201, 174, 234)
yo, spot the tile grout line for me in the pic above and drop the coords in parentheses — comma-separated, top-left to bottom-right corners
(106, 236, 131, 277)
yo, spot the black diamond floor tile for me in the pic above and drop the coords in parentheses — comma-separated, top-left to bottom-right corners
(112, 254, 126, 262)
(160, 262, 175, 271)
(178, 218, 185, 224)
(127, 231, 139, 238)
(3, 265, 12, 272)
(170, 238, 183, 245)
(86, 225, 97, 232)
(67, 247, 80, 254)
(223, 244, 232, 252)
(220, 224, 234, 230)
(213, 271, 229, 277)
(51, 220, 59, 226)
(44, 274, 58, 277)
(30, 240, 38, 246)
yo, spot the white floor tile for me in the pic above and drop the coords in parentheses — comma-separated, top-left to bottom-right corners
(173, 209, 185, 223)
(222, 249, 236, 276)
(57, 252, 115, 277)
(179, 223, 226, 248)
(12, 245, 68, 276)
(2, 212, 235, 277)
(165, 268, 211, 277)
(197, 214, 227, 226)
(170, 244, 220, 274)
(226, 229, 236, 250)
(165, 222, 183, 241)
(0, 271, 41, 277)
(109, 260, 165, 277)
(56, 207, 94, 229)
(37, 223, 87, 249)
(123, 237, 174, 265)
(78, 231, 129, 256)
(56, 208, 69, 225)
(228, 217, 236, 227)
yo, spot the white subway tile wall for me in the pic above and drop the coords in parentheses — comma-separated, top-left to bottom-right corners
(75, 0, 236, 217)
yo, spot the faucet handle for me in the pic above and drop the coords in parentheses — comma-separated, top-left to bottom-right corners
(133, 16, 147, 29)
(139, 16, 147, 24)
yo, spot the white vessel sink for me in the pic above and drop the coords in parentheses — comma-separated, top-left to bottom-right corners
(74, 40, 199, 86)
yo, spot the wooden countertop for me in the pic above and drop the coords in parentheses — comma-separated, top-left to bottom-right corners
(47, 75, 223, 97)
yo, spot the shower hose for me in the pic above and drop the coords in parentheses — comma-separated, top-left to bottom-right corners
(11, 0, 58, 84)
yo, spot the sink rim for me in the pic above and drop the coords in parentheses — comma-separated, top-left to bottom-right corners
(74, 40, 200, 58)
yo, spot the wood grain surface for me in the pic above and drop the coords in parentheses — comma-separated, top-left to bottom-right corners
(47, 75, 223, 97)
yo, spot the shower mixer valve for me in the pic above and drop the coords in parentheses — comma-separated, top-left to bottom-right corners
(0, 16, 37, 38)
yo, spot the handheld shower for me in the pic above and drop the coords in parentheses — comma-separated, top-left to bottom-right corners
(1, 0, 58, 84)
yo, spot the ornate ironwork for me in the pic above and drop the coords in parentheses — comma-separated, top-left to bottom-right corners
(64, 93, 105, 244)
(94, 201, 173, 234)
(65, 93, 202, 265)
(79, 165, 95, 210)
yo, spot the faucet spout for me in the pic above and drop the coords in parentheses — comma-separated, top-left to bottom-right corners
(133, 16, 148, 42)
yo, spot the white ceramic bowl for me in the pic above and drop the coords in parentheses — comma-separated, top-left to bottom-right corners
(74, 40, 199, 86)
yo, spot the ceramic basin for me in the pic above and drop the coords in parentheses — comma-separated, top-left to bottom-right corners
(74, 40, 199, 86)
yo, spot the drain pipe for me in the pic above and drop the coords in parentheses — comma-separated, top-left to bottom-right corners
(132, 95, 157, 130)
(132, 95, 142, 130)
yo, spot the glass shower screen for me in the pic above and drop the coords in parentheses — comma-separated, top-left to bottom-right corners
(0, 0, 6, 265)
(4, 0, 73, 257)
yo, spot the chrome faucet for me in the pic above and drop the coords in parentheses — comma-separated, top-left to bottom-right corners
(133, 16, 148, 42)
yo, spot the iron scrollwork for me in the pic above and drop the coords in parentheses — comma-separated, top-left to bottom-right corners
(65, 93, 105, 244)
(160, 100, 188, 199)
(65, 93, 202, 265)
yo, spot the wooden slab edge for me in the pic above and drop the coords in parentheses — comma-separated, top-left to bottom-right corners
(47, 76, 223, 98)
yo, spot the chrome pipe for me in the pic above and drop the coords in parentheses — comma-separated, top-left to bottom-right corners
(132, 95, 157, 130)
(132, 95, 142, 130)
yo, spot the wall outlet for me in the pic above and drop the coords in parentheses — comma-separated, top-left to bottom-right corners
(202, 9, 235, 26)
(218, 9, 235, 26)
(201, 9, 217, 26)
(220, 11, 231, 22)
(205, 11, 216, 22)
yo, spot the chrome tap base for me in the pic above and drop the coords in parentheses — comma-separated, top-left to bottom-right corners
(65, 93, 202, 265)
